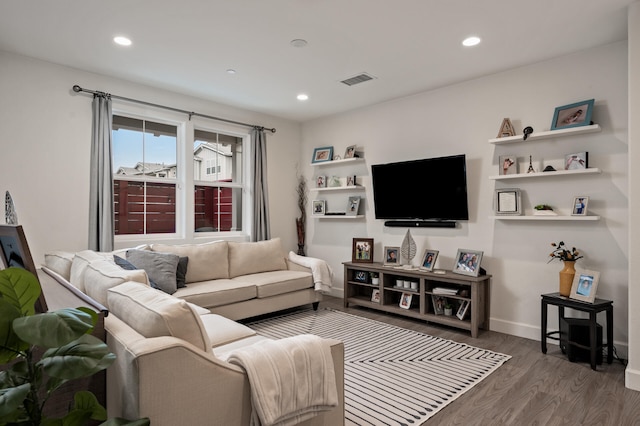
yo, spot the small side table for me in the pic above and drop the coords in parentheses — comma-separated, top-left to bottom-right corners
(540, 292, 613, 370)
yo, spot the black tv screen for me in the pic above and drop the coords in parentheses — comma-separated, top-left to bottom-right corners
(371, 154, 469, 221)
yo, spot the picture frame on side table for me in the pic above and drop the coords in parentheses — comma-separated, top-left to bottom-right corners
(494, 188, 522, 215)
(420, 249, 439, 271)
(431, 295, 446, 315)
(399, 292, 412, 309)
(352, 238, 374, 263)
(0, 225, 48, 313)
(312, 146, 334, 163)
(570, 269, 600, 303)
(383, 246, 400, 266)
(571, 196, 589, 216)
(499, 155, 518, 175)
(453, 249, 484, 277)
(312, 200, 326, 216)
(346, 196, 361, 216)
(456, 299, 470, 320)
(565, 152, 588, 170)
(550, 99, 594, 130)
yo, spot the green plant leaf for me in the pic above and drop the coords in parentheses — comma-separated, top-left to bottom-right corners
(13, 308, 95, 348)
(39, 334, 115, 380)
(0, 383, 30, 418)
(0, 297, 27, 363)
(0, 267, 40, 316)
(72, 390, 107, 421)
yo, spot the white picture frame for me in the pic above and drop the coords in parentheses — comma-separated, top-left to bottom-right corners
(570, 269, 600, 303)
(346, 196, 361, 216)
(344, 145, 357, 159)
(431, 295, 446, 315)
(399, 292, 412, 309)
(419, 249, 439, 271)
(494, 188, 522, 216)
(383, 246, 400, 266)
(456, 300, 470, 320)
(312, 200, 326, 216)
(453, 249, 483, 277)
(571, 196, 589, 216)
(371, 289, 380, 303)
(499, 155, 518, 175)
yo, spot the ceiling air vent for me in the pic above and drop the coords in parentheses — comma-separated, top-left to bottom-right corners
(340, 72, 376, 86)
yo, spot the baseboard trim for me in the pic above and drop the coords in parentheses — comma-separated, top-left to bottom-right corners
(626, 367, 640, 391)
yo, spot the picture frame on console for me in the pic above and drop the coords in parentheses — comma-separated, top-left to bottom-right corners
(353, 270, 369, 283)
(312, 146, 334, 163)
(570, 269, 600, 303)
(571, 196, 589, 216)
(494, 188, 522, 216)
(383, 246, 400, 266)
(453, 249, 483, 277)
(352, 238, 374, 263)
(431, 295, 446, 315)
(456, 300, 470, 320)
(399, 292, 412, 309)
(420, 249, 439, 271)
(550, 99, 594, 130)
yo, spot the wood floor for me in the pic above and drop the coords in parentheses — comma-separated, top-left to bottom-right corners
(318, 296, 640, 426)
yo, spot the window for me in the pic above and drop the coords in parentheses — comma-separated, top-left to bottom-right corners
(193, 129, 243, 233)
(112, 115, 177, 235)
(112, 113, 248, 238)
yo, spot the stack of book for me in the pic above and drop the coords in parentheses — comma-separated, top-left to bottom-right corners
(432, 287, 458, 295)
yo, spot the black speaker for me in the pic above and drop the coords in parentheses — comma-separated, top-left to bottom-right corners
(384, 220, 457, 228)
(560, 317, 602, 364)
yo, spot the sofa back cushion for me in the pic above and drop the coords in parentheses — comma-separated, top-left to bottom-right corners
(83, 260, 150, 307)
(44, 251, 74, 281)
(151, 241, 229, 283)
(107, 282, 212, 353)
(228, 238, 287, 278)
(69, 250, 112, 293)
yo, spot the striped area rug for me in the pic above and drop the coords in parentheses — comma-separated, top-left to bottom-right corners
(245, 308, 511, 426)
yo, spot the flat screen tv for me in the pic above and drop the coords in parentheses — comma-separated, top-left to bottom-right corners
(371, 154, 469, 221)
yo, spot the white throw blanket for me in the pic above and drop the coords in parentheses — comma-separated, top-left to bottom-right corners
(227, 334, 338, 426)
(288, 251, 333, 292)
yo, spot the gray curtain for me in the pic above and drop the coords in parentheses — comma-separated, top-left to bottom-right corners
(89, 93, 114, 251)
(251, 127, 271, 241)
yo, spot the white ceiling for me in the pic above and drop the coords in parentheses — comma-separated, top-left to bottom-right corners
(0, 0, 633, 122)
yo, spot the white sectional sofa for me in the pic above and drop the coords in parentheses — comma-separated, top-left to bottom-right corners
(40, 237, 343, 425)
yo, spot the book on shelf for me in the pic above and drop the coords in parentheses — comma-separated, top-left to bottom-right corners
(432, 287, 458, 295)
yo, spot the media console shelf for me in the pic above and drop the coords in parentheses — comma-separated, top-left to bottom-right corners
(343, 262, 491, 337)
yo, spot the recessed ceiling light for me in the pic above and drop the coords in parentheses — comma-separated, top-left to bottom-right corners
(297, 94, 309, 101)
(462, 36, 481, 47)
(226, 69, 237, 74)
(290, 39, 308, 48)
(113, 36, 132, 46)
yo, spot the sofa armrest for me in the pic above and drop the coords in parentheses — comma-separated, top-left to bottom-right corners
(286, 258, 312, 273)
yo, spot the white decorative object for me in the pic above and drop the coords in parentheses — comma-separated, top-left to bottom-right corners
(5, 191, 18, 225)
(400, 229, 417, 265)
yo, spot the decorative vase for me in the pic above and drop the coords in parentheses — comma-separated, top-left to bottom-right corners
(295, 218, 305, 256)
(559, 260, 576, 296)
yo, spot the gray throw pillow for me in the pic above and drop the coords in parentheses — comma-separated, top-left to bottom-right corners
(176, 256, 189, 288)
(126, 249, 180, 295)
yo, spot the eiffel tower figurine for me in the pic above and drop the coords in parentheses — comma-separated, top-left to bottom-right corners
(527, 155, 535, 173)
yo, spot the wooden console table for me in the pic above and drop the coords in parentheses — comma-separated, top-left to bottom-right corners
(540, 292, 613, 370)
(343, 262, 491, 337)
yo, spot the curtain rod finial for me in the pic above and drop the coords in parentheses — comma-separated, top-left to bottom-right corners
(73, 85, 82, 93)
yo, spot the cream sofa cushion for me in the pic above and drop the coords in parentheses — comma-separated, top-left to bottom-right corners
(232, 270, 313, 298)
(151, 240, 229, 283)
(107, 282, 212, 353)
(173, 279, 256, 308)
(228, 238, 287, 278)
(69, 250, 112, 293)
(198, 313, 256, 348)
(84, 259, 150, 307)
(44, 251, 74, 280)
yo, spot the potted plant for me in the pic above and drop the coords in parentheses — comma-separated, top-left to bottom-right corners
(547, 241, 584, 296)
(0, 267, 148, 426)
(369, 272, 379, 285)
(444, 303, 453, 316)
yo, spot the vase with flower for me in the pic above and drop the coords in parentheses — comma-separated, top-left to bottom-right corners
(548, 241, 583, 296)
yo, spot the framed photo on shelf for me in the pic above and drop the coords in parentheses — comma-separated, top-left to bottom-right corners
(494, 188, 522, 215)
(352, 238, 374, 263)
(499, 155, 518, 175)
(456, 300, 470, 320)
(420, 249, 439, 271)
(316, 175, 327, 188)
(431, 295, 446, 315)
(344, 145, 357, 159)
(570, 269, 600, 303)
(328, 176, 342, 187)
(453, 249, 483, 277)
(565, 152, 588, 170)
(399, 292, 412, 310)
(312, 200, 326, 216)
(353, 270, 368, 283)
(371, 289, 380, 303)
(383, 246, 400, 266)
(312, 146, 334, 163)
(346, 175, 356, 187)
(346, 196, 361, 216)
(550, 99, 594, 130)
(571, 196, 589, 216)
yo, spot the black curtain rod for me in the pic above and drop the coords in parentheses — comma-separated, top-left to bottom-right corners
(72, 85, 276, 133)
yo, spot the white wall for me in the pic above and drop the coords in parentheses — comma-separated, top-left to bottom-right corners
(0, 51, 302, 263)
(302, 42, 629, 353)
(626, 1, 640, 391)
